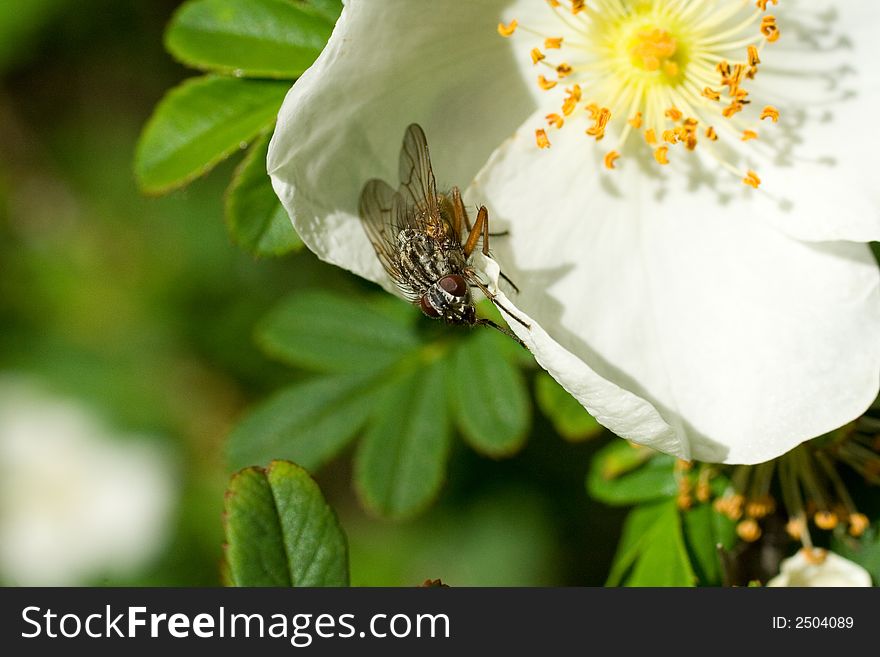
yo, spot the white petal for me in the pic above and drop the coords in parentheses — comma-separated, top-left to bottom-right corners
(476, 253, 677, 452)
(741, 0, 880, 242)
(471, 115, 880, 464)
(268, 0, 538, 293)
(767, 550, 872, 587)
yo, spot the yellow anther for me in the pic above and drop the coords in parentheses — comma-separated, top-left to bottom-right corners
(654, 145, 669, 165)
(801, 547, 828, 566)
(665, 106, 683, 122)
(561, 85, 582, 115)
(644, 128, 658, 145)
(604, 150, 620, 169)
(723, 102, 744, 118)
(556, 63, 573, 77)
(530, 48, 545, 65)
(497, 19, 518, 37)
(743, 170, 761, 188)
(705, 126, 718, 141)
(586, 107, 611, 140)
(537, 75, 557, 90)
(785, 517, 804, 540)
(535, 129, 551, 149)
(756, 0, 777, 12)
(545, 113, 564, 129)
(741, 129, 759, 141)
(760, 105, 780, 122)
(702, 87, 721, 101)
(546, 0, 560, 7)
(570, 0, 586, 14)
(746, 496, 775, 518)
(761, 15, 780, 42)
(747, 45, 761, 67)
(737, 518, 762, 543)
(814, 510, 838, 530)
(628, 112, 643, 129)
(848, 513, 869, 538)
(662, 129, 678, 144)
(544, 37, 563, 50)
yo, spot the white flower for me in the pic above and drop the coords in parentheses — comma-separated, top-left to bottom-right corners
(767, 549, 872, 587)
(0, 379, 176, 585)
(268, 0, 880, 464)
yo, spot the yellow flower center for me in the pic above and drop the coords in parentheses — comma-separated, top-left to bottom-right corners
(498, 0, 784, 187)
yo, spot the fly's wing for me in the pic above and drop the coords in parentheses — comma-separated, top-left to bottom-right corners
(397, 123, 440, 224)
(359, 178, 402, 279)
(359, 178, 420, 301)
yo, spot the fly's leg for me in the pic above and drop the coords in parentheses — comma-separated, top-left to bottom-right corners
(450, 186, 471, 236)
(475, 318, 527, 349)
(468, 274, 531, 330)
(463, 206, 490, 257)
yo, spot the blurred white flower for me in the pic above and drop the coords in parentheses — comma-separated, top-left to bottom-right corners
(268, 0, 880, 464)
(0, 379, 176, 585)
(767, 549, 872, 587)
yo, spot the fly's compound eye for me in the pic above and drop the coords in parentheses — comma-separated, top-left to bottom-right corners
(420, 295, 441, 318)
(439, 274, 468, 298)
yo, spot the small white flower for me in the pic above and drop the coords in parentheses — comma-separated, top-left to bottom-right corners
(767, 549, 872, 587)
(268, 0, 880, 464)
(0, 379, 176, 585)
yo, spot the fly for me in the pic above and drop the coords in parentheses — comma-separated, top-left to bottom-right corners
(358, 123, 530, 345)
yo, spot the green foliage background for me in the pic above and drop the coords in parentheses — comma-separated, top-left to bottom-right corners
(2, 0, 877, 587)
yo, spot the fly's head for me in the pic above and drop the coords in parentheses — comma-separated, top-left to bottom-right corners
(418, 274, 475, 325)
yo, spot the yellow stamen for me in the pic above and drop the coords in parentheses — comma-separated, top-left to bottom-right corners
(761, 15, 780, 42)
(743, 170, 761, 188)
(535, 129, 551, 149)
(498, 19, 518, 37)
(654, 145, 669, 165)
(801, 547, 828, 566)
(507, 1, 784, 181)
(814, 510, 838, 530)
(546, 113, 565, 129)
(848, 513, 869, 538)
(665, 106, 683, 122)
(747, 45, 761, 67)
(737, 518, 762, 543)
(537, 75, 557, 90)
(604, 150, 620, 169)
(760, 105, 780, 122)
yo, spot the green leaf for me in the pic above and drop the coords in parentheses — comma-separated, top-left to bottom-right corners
(534, 372, 603, 442)
(355, 362, 452, 519)
(135, 75, 289, 194)
(449, 330, 530, 457)
(166, 0, 333, 79)
(224, 461, 349, 586)
(226, 374, 379, 472)
(833, 524, 880, 584)
(681, 502, 733, 586)
(587, 439, 677, 506)
(607, 500, 696, 587)
(296, 0, 342, 22)
(226, 131, 302, 256)
(257, 291, 419, 374)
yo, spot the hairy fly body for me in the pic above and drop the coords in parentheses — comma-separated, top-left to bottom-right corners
(358, 123, 528, 343)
